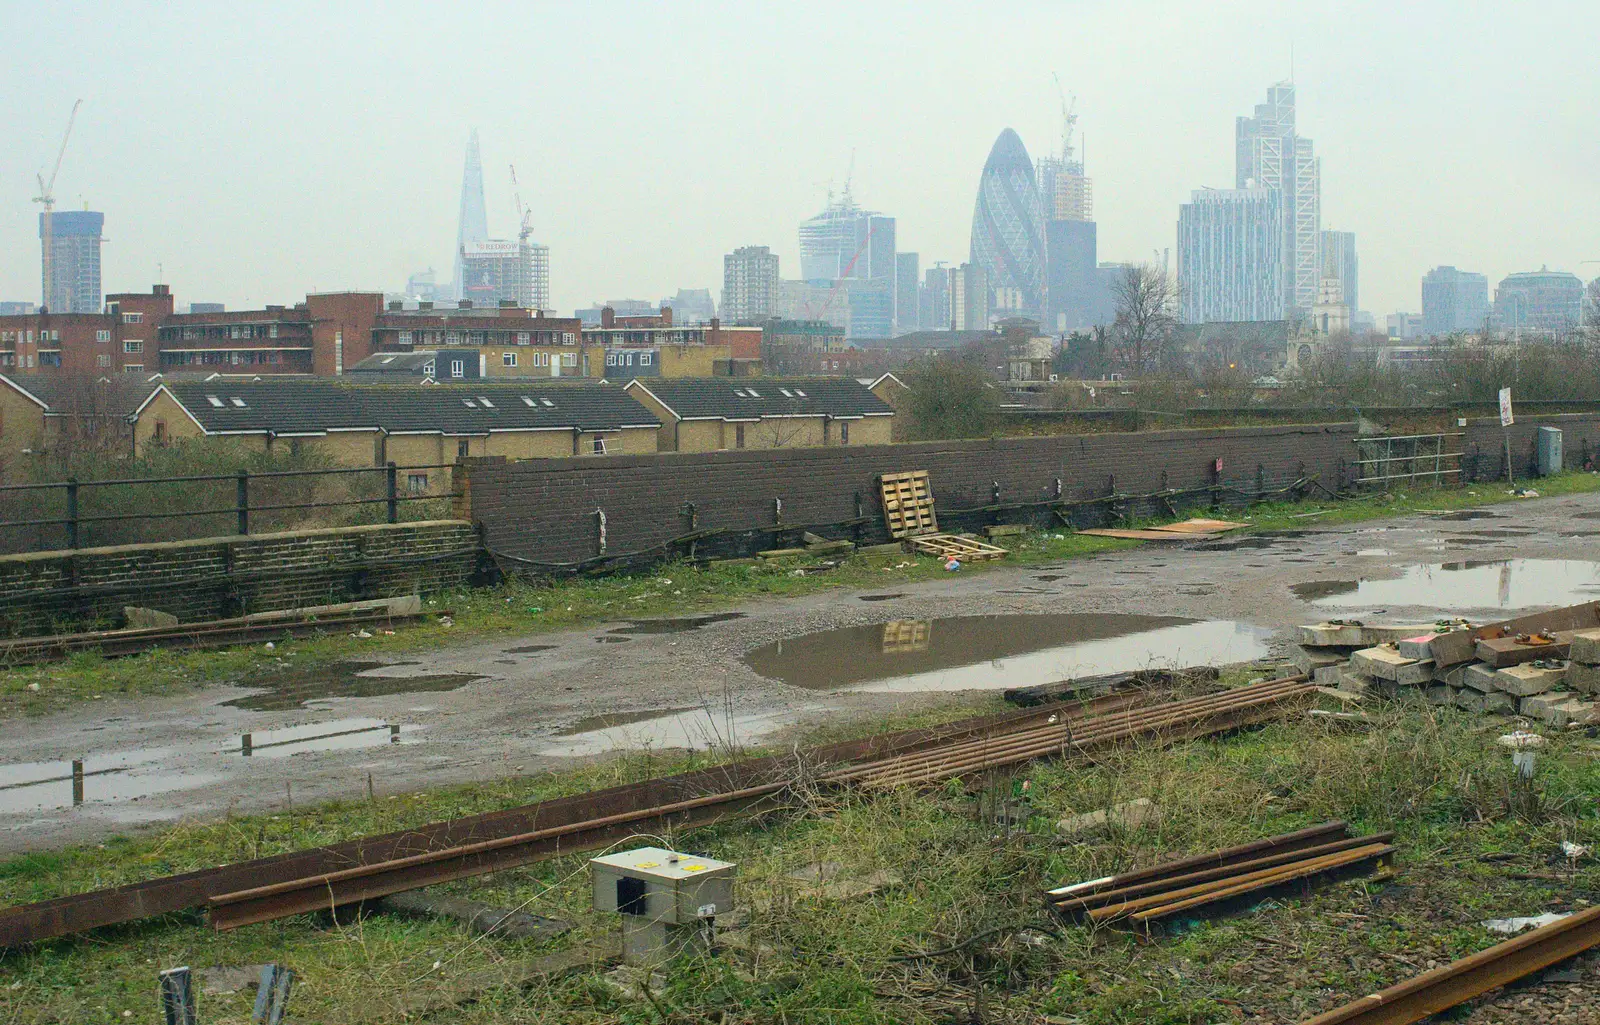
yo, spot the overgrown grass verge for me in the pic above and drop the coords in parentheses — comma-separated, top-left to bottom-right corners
(5, 472, 1600, 719)
(4, 696, 1598, 1023)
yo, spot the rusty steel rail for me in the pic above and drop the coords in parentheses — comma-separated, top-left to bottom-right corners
(0, 689, 1137, 946)
(204, 678, 1309, 930)
(1298, 903, 1600, 1024)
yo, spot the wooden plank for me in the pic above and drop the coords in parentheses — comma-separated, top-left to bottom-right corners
(1431, 601, 1600, 667)
(905, 533, 1008, 561)
(1147, 518, 1247, 534)
(1078, 528, 1222, 541)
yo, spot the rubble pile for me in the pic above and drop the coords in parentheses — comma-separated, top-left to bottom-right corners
(1296, 608, 1600, 726)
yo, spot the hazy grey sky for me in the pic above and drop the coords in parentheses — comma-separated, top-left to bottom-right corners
(3, 1, 1595, 319)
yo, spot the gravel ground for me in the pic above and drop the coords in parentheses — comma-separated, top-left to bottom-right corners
(3, 491, 1600, 854)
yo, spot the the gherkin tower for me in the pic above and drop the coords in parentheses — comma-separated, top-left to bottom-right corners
(969, 128, 1047, 320)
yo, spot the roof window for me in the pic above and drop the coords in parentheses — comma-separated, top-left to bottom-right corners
(477, 396, 495, 407)
(541, 397, 555, 407)
(521, 396, 535, 407)
(380, 356, 396, 364)
(778, 387, 793, 397)
(794, 388, 807, 397)
(462, 398, 477, 408)
(205, 394, 224, 407)
(744, 388, 760, 398)
(230, 397, 247, 407)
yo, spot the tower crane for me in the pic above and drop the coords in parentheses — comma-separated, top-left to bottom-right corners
(33, 99, 83, 310)
(509, 164, 532, 242)
(1052, 73, 1078, 163)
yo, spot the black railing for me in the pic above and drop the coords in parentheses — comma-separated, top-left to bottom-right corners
(0, 463, 461, 555)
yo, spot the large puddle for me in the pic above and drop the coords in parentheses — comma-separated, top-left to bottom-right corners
(0, 748, 222, 815)
(1293, 559, 1600, 610)
(539, 706, 810, 756)
(742, 614, 1273, 693)
(224, 661, 483, 710)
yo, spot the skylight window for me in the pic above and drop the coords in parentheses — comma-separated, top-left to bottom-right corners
(521, 396, 535, 407)
(380, 356, 396, 364)
(462, 398, 477, 408)
(540, 397, 555, 407)
(778, 388, 793, 397)
(732, 388, 746, 397)
(230, 397, 247, 407)
(205, 394, 223, 407)
(477, 396, 495, 407)
(794, 388, 807, 397)
(745, 388, 760, 398)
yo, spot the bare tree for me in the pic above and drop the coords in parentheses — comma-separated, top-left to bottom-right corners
(1110, 263, 1179, 374)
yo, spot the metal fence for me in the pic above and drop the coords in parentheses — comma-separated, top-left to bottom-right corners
(1352, 433, 1464, 490)
(0, 462, 461, 555)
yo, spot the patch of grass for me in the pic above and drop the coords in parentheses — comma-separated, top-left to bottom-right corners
(4, 697, 1599, 1023)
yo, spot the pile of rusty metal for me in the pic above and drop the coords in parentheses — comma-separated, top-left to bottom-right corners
(1045, 821, 1396, 935)
(1, 675, 1314, 947)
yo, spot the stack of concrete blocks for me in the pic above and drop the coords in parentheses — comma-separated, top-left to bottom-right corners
(1296, 620, 1600, 726)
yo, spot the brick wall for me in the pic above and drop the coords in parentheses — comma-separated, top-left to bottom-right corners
(466, 423, 1357, 568)
(1462, 413, 1600, 481)
(0, 520, 477, 637)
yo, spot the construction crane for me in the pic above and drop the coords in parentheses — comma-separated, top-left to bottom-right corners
(508, 164, 532, 242)
(1052, 74, 1078, 163)
(33, 99, 83, 310)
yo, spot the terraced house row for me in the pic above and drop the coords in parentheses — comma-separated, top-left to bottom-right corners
(0, 374, 900, 489)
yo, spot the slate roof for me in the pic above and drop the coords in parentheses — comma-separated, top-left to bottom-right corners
(624, 377, 894, 421)
(146, 379, 660, 436)
(0, 373, 153, 417)
(346, 351, 442, 375)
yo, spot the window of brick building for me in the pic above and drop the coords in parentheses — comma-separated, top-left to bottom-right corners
(502, 352, 518, 367)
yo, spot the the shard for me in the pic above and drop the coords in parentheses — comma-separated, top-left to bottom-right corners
(969, 128, 1047, 321)
(453, 129, 490, 301)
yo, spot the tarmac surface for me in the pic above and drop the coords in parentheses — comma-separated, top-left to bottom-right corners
(4, 491, 1599, 853)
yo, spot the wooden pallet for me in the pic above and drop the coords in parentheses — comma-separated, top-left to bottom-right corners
(880, 470, 938, 538)
(904, 533, 1008, 561)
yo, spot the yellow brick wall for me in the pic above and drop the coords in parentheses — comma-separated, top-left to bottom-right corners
(481, 345, 606, 378)
(743, 416, 826, 449)
(484, 430, 577, 459)
(655, 344, 730, 378)
(131, 390, 206, 457)
(303, 430, 381, 467)
(0, 383, 47, 459)
(846, 417, 894, 446)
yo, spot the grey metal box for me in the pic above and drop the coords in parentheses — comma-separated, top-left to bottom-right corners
(590, 847, 736, 926)
(1537, 426, 1563, 476)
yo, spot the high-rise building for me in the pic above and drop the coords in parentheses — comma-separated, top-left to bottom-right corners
(798, 192, 894, 282)
(1319, 230, 1358, 315)
(1494, 268, 1584, 334)
(454, 130, 490, 301)
(1421, 266, 1489, 336)
(921, 266, 951, 332)
(1046, 220, 1103, 332)
(0, 302, 36, 317)
(459, 239, 546, 309)
(722, 245, 780, 323)
(844, 277, 893, 340)
(1177, 187, 1285, 324)
(949, 263, 991, 331)
(40, 210, 104, 314)
(662, 288, 716, 325)
(970, 128, 1047, 321)
(895, 252, 919, 333)
(1236, 83, 1320, 316)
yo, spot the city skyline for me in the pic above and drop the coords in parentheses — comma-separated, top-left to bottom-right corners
(1, 2, 1595, 321)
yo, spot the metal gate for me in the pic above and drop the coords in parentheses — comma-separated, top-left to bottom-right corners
(1353, 433, 1464, 490)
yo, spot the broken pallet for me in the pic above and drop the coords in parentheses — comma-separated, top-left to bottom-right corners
(879, 470, 938, 538)
(904, 533, 1008, 561)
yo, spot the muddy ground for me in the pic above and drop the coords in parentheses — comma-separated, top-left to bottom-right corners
(4, 493, 1598, 854)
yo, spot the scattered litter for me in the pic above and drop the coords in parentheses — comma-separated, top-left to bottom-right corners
(944, 558, 961, 571)
(1482, 912, 1570, 935)
(1562, 841, 1591, 861)
(26, 682, 40, 692)
(264, 642, 274, 651)
(1055, 798, 1161, 838)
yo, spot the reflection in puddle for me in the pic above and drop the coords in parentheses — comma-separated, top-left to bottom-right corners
(743, 614, 1272, 693)
(240, 718, 412, 757)
(225, 661, 482, 711)
(0, 749, 221, 815)
(505, 644, 557, 654)
(539, 706, 811, 756)
(859, 593, 907, 602)
(1292, 559, 1600, 610)
(607, 613, 746, 635)
(1433, 510, 1504, 521)
(595, 636, 631, 644)
(555, 707, 697, 735)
